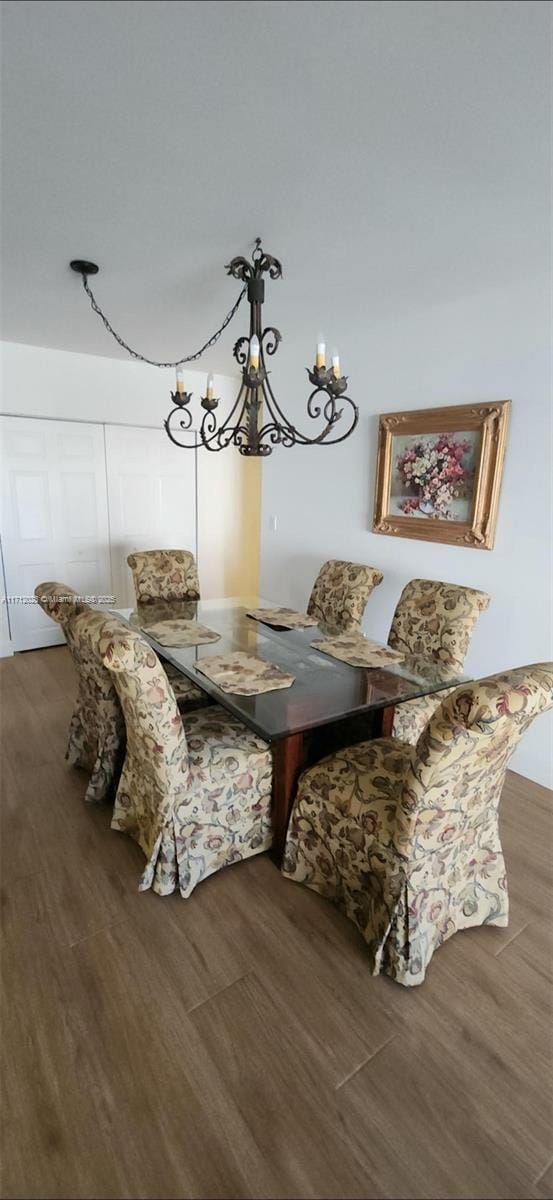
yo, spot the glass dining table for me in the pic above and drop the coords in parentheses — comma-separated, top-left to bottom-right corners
(111, 596, 469, 859)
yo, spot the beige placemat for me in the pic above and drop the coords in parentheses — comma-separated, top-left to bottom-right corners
(195, 651, 295, 695)
(142, 619, 221, 648)
(247, 606, 318, 630)
(311, 633, 405, 668)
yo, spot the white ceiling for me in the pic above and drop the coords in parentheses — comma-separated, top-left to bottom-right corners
(1, 0, 550, 372)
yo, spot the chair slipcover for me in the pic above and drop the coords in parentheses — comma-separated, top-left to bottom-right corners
(282, 663, 553, 986)
(388, 578, 490, 744)
(130, 598, 214, 709)
(34, 586, 128, 803)
(34, 580, 90, 625)
(36, 585, 208, 802)
(101, 625, 273, 897)
(126, 549, 200, 604)
(159, 658, 212, 708)
(132, 599, 198, 627)
(307, 560, 383, 633)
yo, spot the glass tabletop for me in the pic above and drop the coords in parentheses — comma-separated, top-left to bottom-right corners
(110, 596, 469, 742)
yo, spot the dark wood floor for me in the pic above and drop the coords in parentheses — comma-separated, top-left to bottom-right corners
(1, 645, 552, 1200)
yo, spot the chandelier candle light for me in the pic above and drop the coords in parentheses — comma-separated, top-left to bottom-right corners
(70, 238, 358, 456)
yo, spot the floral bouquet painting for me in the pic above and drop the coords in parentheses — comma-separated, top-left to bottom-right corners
(373, 401, 511, 549)
(393, 432, 477, 520)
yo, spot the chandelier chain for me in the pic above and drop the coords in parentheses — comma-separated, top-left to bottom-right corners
(80, 275, 246, 369)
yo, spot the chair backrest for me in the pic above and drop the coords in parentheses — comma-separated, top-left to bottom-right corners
(394, 663, 553, 860)
(100, 624, 188, 794)
(35, 581, 96, 682)
(307, 559, 383, 633)
(34, 581, 91, 627)
(67, 608, 129, 744)
(126, 549, 200, 604)
(388, 578, 490, 671)
(132, 598, 198, 629)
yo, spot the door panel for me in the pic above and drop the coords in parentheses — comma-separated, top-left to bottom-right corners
(60, 473, 99, 538)
(118, 474, 155, 533)
(1, 416, 112, 650)
(13, 472, 52, 540)
(105, 425, 197, 608)
(57, 431, 97, 458)
(4, 428, 46, 458)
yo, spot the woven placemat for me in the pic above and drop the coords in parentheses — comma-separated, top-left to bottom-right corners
(247, 606, 318, 630)
(195, 651, 295, 695)
(311, 633, 404, 668)
(142, 619, 221, 648)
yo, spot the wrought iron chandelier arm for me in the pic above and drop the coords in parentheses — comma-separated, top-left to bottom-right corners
(299, 386, 359, 445)
(256, 373, 329, 448)
(164, 381, 249, 452)
(164, 409, 207, 451)
(260, 367, 336, 445)
(199, 389, 251, 452)
(76, 272, 246, 369)
(164, 408, 237, 452)
(255, 417, 298, 449)
(312, 390, 359, 444)
(261, 373, 358, 447)
(259, 375, 301, 440)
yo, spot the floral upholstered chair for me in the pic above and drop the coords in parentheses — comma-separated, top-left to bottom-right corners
(100, 625, 273, 896)
(129, 597, 213, 712)
(34, 580, 90, 626)
(153, 659, 212, 711)
(37, 586, 208, 802)
(388, 578, 490, 744)
(35, 585, 127, 803)
(127, 549, 200, 604)
(282, 663, 553, 986)
(132, 598, 197, 627)
(307, 560, 384, 633)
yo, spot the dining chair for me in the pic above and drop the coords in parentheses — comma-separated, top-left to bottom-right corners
(130, 597, 216, 706)
(34, 580, 91, 625)
(307, 559, 384, 633)
(282, 662, 553, 986)
(100, 624, 273, 897)
(388, 578, 490, 744)
(35, 584, 126, 802)
(133, 598, 198, 627)
(36, 584, 210, 802)
(126, 548, 200, 604)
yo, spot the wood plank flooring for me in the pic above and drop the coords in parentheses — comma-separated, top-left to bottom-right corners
(0, 645, 551, 1200)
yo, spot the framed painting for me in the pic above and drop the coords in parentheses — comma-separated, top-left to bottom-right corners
(372, 400, 510, 549)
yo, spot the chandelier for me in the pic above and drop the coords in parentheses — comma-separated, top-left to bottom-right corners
(70, 238, 358, 456)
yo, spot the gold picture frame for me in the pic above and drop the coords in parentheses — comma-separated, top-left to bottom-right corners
(372, 400, 511, 549)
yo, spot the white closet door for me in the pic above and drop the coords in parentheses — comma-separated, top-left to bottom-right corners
(1, 416, 112, 650)
(105, 425, 197, 607)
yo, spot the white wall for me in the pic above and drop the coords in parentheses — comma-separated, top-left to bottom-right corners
(0, 340, 260, 626)
(260, 274, 553, 787)
(0, 337, 235, 429)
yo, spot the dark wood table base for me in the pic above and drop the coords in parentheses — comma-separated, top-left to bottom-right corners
(270, 733, 307, 863)
(270, 704, 396, 863)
